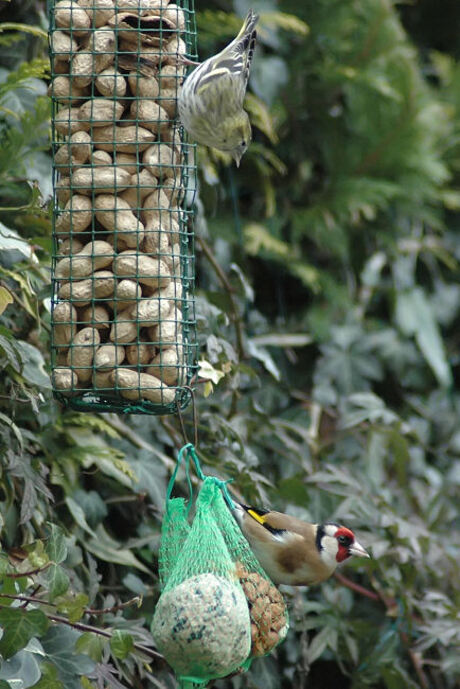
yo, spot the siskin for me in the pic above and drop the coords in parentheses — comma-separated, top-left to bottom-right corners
(178, 9, 259, 166)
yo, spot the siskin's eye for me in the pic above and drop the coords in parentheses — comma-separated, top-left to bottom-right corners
(241, 140, 246, 147)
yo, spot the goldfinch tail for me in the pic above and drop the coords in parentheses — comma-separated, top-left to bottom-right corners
(231, 501, 246, 525)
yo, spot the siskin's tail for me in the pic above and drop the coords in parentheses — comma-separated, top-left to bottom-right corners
(232, 9, 259, 84)
(236, 8, 259, 43)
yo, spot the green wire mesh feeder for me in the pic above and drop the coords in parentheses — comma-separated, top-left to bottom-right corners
(48, 0, 198, 414)
(153, 444, 289, 688)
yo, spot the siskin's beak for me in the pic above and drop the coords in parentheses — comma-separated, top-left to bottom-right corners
(232, 151, 242, 168)
(349, 540, 370, 559)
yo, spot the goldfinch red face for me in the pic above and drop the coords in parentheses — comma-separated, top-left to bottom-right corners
(318, 523, 370, 567)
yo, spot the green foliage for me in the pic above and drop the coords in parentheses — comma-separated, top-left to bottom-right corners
(0, 609, 49, 659)
(0, 1, 459, 689)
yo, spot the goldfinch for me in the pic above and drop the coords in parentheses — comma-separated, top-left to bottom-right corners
(233, 503, 370, 586)
(178, 9, 258, 166)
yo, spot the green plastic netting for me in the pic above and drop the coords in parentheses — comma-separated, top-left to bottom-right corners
(152, 444, 289, 688)
(48, 0, 198, 414)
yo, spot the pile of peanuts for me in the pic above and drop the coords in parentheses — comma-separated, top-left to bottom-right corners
(50, 0, 194, 406)
(236, 564, 288, 657)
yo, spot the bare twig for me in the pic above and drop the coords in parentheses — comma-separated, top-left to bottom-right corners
(46, 613, 166, 663)
(0, 593, 142, 618)
(85, 596, 142, 616)
(335, 573, 429, 687)
(334, 572, 380, 601)
(400, 631, 429, 689)
(0, 593, 55, 607)
(5, 562, 52, 578)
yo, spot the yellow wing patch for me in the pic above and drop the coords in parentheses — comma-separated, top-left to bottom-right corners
(247, 509, 267, 525)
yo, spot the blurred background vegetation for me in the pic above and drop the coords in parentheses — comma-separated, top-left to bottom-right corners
(0, 0, 459, 687)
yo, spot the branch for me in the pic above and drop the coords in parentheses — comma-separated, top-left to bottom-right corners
(5, 562, 52, 578)
(46, 613, 166, 663)
(400, 631, 429, 689)
(335, 573, 429, 687)
(0, 593, 55, 607)
(85, 596, 142, 616)
(0, 593, 142, 618)
(334, 572, 380, 601)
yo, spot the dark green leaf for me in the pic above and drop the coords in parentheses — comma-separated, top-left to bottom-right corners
(46, 564, 70, 602)
(29, 662, 64, 689)
(14, 340, 51, 390)
(396, 288, 452, 387)
(45, 523, 68, 564)
(75, 632, 107, 662)
(109, 630, 134, 660)
(40, 625, 95, 689)
(0, 608, 49, 659)
(56, 593, 89, 624)
(0, 645, 41, 686)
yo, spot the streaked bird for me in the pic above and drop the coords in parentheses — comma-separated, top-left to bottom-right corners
(178, 9, 259, 166)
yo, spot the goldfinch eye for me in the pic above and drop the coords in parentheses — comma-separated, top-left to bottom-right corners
(338, 535, 351, 546)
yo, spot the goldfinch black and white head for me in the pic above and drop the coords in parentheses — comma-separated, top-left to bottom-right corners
(233, 503, 370, 586)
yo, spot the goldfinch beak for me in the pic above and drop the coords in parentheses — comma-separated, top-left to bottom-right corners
(349, 540, 370, 558)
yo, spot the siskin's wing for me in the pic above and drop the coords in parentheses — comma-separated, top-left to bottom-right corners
(192, 10, 258, 103)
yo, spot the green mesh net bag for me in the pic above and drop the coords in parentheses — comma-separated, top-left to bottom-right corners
(48, 0, 198, 414)
(152, 444, 289, 688)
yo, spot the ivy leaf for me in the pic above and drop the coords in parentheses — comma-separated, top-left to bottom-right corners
(80, 678, 98, 689)
(396, 288, 452, 388)
(56, 592, 89, 624)
(14, 340, 51, 390)
(45, 523, 68, 564)
(27, 662, 64, 689)
(110, 630, 134, 660)
(0, 645, 42, 687)
(75, 632, 107, 662)
(307, 626, 331, 664)
(0, 333, 21, 371)
(0, 221, 34, 261)
(65, 497, 97, 537)
(0, 608, 49, 659)
(0, 411, 23, 450)
(0, 285, 13, 316)
(24, 540, 49, 569)
(40, 625, 95, 689)
(197, 359, 225, 385)
(246, 339, 281, 381)
(85, 526, 150, 575)
(46, 564, 70, 602)
(71, 490, 108, 529)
